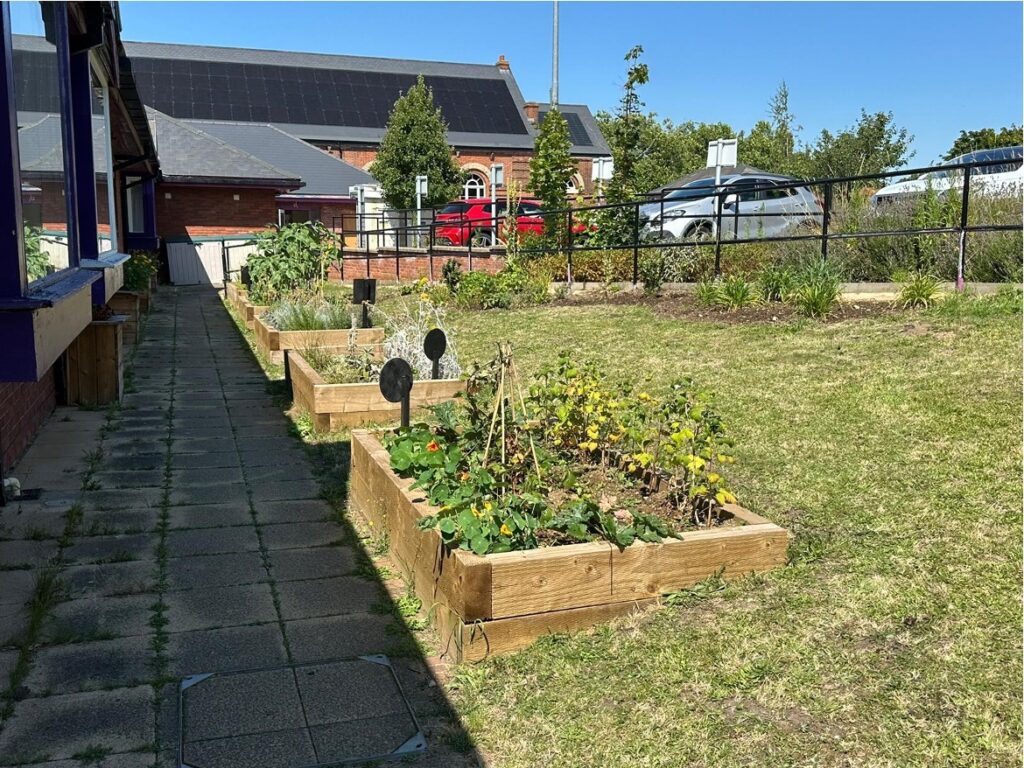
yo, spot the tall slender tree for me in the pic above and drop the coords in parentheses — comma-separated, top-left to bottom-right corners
(374, 75, 463, 210)
(529, 108, 576, 242)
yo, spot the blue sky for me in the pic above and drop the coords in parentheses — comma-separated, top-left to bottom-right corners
(119, 1, 1023, 165)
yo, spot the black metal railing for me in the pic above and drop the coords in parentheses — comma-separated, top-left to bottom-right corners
(332, 157, 1022, 287)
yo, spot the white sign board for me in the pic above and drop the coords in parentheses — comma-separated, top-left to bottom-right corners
(706, 139, 738, 169)
(592, 156, 614, 181)
(489, 163, 505, 189)
(415, 175, 428, 197)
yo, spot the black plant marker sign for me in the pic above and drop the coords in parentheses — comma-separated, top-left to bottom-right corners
(422, 328, 447, 380)
(379, 357, 414, 428)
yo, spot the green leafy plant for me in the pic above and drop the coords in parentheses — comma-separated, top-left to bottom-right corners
(529, 110, 576, 246)
(758, 264, 796, 302)
(247, 222, 338, 304)
(25, 226, 50, 283)
(263, 299, 352, 331)
(695, 278, 721, 306)
(789, 262, 843, 318)
(442, 258, 462, 294)
(715, 275, 759, 310)
(899, 272, 941, 308)
(123, 251, 158, 291)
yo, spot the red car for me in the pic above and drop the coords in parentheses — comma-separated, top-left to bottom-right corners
(434, 198, 589, 246)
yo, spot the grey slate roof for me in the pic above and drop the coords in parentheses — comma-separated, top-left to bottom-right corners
(147, 109, 302, 188)
(183, 120, 374, 197)
(120, 39, 611, 157)
(536, 103, 611, 155)
(18, 114, 107, 177)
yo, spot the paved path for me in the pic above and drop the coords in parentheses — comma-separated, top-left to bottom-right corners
(0, 288, 477, 767)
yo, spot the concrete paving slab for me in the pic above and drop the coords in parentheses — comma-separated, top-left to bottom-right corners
(0, 539, 57, 568)
(166, 527, 261, 558)
(171, 451, 240, 470)
(64, 533, 156, 565)
(80, 508, 160, 535)
(311, 713, 419, 764)
(167, 503, 252, 530)
(0, 569, 36, 607)
(169, 466, 245, 487)
(0, 686, 154, 763)
(285, 614, 397, 664)
(275, 577, 381, 621)
(91, 469, 165, 489)
(164, 583, 277, 633)
(166, 552, 266, 591)
(237, 448, 309, 468)
(24, 636, 153, 696)
(182, 729, 316, 768)
(61, 561, 155, 599)
(10, 751, 156, 767)
(294, 659, 409, 724)
(46, 594, 155, 643)
(183, 667, 305, 742)
(168, 624, 287, 677)
(80, 488, 162, 511)
(260, 522, 342, 551)
(252, 499, 334, 525)
(268, 547, 356, 582)
(248, 477, 322, 503)
(168, 482, 248, 508)
(0, 508, 68, 540)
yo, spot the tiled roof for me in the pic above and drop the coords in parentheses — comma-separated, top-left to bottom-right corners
(536, 103, 611, 155)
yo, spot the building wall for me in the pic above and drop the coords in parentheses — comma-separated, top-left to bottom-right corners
(156, 185, 280, 237)
(321, 145, 595, 198)
(332, 251, 503, 282)
(0, 367, 57, 472)
(34, 181, 111, 233)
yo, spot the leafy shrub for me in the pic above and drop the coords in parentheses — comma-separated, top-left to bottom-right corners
(263, 299, 353, 331)
(442, 258, 462, 293)
(301, 345, 379, 384)
(716, 275, 759, 310)
(247, 222, 338, 304)
(124, 251, 158, 291)
(758, 264, 796, 302)
(899, 272, 941, 308)
(695, 279, 721, 306)
(25, 226, 50, 283)
(386, 351, 741, 555)
(379, 300, 461, 380)
(789, 262, 843, 318)
(454, 263, 548, 310)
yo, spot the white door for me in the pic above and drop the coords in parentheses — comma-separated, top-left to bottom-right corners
(168, 241, 225, 285)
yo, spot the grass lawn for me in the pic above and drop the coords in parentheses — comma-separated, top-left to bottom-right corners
(441, 295, 1022, 767)
(229, 288, 1022, 766)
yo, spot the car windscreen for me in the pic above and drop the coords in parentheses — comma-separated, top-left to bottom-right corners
(952, 146, 1023, 174)
(438, 203, 470, 215)
(663, 178, 723, 201)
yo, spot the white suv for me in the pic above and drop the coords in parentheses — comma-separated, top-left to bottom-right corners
(872, 145, 1023, 204)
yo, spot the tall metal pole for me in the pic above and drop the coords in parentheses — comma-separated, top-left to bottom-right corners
(551, 0, 559, 107)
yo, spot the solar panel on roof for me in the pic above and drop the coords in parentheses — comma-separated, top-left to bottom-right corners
(130, 57, 528, 135)
(539, 110, 593, 148)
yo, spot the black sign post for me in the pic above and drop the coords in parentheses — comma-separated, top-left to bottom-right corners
(422, 329, 447, 380)
(379, 358, 414, 428)
(352, 278, 377, 329)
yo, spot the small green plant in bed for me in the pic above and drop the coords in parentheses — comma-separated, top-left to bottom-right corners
(263, 298, 354, 331)
(123, 251, 158, 292)
(382, 349, 739, 555)
(898, 271, 941, 308)
(302, 346, 380, 384)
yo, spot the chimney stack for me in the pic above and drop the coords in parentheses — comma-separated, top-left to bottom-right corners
(496, 55, 510, 71)
(524, 102, 539, 124)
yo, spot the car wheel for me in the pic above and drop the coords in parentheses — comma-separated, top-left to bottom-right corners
(470, 228, 494, 247)
(681, 223, 713, 243)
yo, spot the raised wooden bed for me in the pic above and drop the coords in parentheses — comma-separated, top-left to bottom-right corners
(108, 291, 141, 347)
(66, 317, 125, 406)
(290, 352, 464, 431)
(253, 315, 384, 365)
(350, 429, 789, 662)
(224, 283, 268, 329)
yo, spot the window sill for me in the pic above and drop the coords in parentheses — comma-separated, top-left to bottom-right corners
(0, 268, 100, 382)
(81, 251, 129, 304)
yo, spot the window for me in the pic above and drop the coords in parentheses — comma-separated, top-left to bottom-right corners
(463, 172, 486, 199)
(92, 68, 117, 254)
(283, 209, 311, 224)
(566, 173, 583, 195)
(665, 177, 720, 202)
(126, 177, 145, 233)
(730, 179, 762, 203)
(439, 202, 470, 215)
(518, 202, 543, 217)
(13, 2, 73, 284)
(763, 182, 796, 200)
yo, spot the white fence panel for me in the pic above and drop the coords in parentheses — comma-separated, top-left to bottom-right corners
(168, 241, 225, 285)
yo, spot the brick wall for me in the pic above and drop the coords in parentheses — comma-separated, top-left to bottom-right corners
(318, 145, 596, 197)
(332, 251, 504, 282)
(156, 185, 280, 237)
(35, 181, 111, 232)
(0, 366, 56, 473)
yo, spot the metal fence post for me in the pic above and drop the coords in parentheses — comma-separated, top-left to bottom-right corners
(632, 204, 640, 285)
(957, 167, 971, 290)
(821, 183, 833, 262)
(714, 195, 723, 277)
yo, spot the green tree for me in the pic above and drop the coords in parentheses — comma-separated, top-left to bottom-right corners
(374, 75, 463, 210)
(808, 110, 913, 181)
(529, 108, 576, 241)
(737, 83, 812, 176)
(944, 125, 1023, 159)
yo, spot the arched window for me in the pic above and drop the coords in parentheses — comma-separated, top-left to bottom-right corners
(566, 173, 584, 196)
(463, 172, 487, 199)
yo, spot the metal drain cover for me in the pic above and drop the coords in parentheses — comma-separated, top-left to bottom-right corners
(178, 656, 425, 767)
